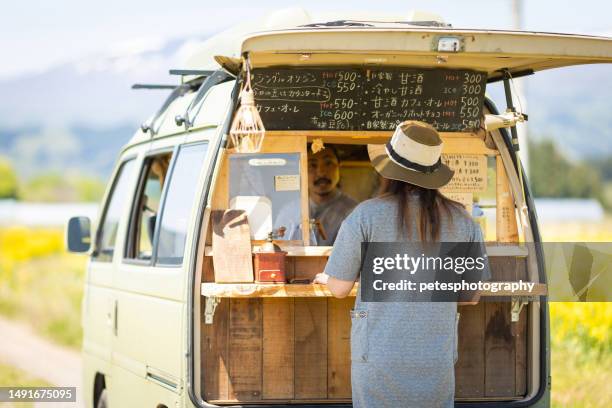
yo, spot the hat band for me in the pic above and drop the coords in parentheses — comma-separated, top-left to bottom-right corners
(385, 142, 442, 174)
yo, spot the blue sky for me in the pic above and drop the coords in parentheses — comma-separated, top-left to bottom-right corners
(1, 0, 611, 79)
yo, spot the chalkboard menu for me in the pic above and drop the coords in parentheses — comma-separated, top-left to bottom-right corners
(252, 67, 487, 132)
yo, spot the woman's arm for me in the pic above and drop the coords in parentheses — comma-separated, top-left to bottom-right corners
(313, 272, 355, 298)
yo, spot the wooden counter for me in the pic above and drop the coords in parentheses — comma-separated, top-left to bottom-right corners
(201, 282, 547, 298)
(204, 244, 530, 257)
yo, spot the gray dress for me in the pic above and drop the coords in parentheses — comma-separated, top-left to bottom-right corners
(324, 194, 490, 408)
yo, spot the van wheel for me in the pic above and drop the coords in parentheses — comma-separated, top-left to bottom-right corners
(96, 389, 108, 408)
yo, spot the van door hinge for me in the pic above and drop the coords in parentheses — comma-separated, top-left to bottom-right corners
(511, 296, 538, 322)
(204, 297, 220, 324)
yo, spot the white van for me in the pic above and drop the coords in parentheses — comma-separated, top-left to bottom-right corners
(67, 12, 612, 408)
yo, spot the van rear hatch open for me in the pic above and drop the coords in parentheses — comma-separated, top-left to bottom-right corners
(220, 27, 612, 80)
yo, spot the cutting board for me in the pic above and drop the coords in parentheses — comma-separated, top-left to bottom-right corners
(211, 209, 254, 283)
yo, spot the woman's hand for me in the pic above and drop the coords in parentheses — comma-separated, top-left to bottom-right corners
(312, 272, 329, 284)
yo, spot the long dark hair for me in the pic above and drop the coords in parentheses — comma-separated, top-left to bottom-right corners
(379, 178, 465, 242)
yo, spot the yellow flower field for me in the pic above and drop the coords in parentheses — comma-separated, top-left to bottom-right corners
(0, 226, 85, 347)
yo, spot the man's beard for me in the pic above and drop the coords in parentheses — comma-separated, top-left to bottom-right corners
(316, 190, 333, 197)
(313, 177, 334, 197)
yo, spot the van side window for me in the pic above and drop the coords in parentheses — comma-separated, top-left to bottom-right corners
(155, 142, 209, 265)
(93, 159, 136, 262)
(125, 153, 173, 261)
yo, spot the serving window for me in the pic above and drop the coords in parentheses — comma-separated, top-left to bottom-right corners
(228, 152, 302, 241)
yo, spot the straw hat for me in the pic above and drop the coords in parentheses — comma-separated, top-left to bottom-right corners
(368, 121, 454, 189)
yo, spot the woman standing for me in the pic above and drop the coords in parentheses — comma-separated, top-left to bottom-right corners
(313, 121, 490, 408)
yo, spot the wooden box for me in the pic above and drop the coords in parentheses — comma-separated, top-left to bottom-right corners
(254, 252, 287, 283)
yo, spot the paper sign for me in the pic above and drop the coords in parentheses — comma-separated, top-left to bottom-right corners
(275, 174, 300, 191)
(441, 191, 473, 214)
(441, 154, 487, 192)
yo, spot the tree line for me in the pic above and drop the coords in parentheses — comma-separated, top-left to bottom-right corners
(1, 139, 612, 207)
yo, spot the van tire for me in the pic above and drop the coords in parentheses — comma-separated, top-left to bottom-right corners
(96, 389, 108, 408)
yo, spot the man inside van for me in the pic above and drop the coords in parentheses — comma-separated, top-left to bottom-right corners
(308, 144, 357, 245)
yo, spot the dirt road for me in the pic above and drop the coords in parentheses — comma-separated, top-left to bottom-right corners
(0, 315, 83, 407)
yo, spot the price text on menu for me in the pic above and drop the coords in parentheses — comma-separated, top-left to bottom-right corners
(252, 67, 487, 132)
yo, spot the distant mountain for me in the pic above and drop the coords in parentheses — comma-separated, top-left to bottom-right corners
(0, 34, 210, 179)
(0, 35, 610, 181)
(0, 36, 204, 127)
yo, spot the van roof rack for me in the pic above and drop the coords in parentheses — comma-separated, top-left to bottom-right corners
(132, 84, 179, 90)
(169, 69, 215, 76)
(140, 83, 191, 136)
(174, 70, 234, 129)
(300, 20, 452, 28)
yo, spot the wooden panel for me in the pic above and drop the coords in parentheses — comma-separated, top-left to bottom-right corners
(484, 302, 515, 397)
(202, 282, 358, 298)
(496, 157, 519, 242)
(284, 257, 296, 281)
(294, 298, 328, 399)
(211, 210, 254, 283)
(263, 298, 294, 399)
(485, 256, 518, 396)
(489, 256, 519, 281)
(203, 256, 215, 282)
(484, 157, 521, 397)
(455, 303, 485, 397)
(211, 152, 229, 210)
(327, 297, 353, 398)
(228, 298, 262, 400)
(202, 298, 229, 401)
(515, 306, 528, 396)
(266, 131, 498, 155)
(514, 252, 528, 395)
(294, 257, 327, 281)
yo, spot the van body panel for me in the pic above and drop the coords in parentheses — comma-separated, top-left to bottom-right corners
(126, 80, 235, 150)
(110, 290, 184, 376)
(109, 137, 183, 405)
(190, 80, 236, 129)
(81, 151, 142, 404)
(106, 132, 218, 407)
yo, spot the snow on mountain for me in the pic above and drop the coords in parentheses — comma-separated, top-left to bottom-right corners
(0, 35, 209, 128)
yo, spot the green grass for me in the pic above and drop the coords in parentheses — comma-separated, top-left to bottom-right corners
(551, 348, 612, 408)
(0, 361, 51, 408)
(0, 251, 86, 349)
